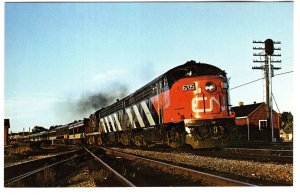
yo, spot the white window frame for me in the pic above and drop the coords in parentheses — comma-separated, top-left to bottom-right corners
(259, 120, 267, 131)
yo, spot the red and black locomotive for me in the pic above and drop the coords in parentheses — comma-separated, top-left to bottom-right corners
(85, 60, 235, 148)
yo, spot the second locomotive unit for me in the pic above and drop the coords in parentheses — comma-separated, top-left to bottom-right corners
(86, 60, 235, 148)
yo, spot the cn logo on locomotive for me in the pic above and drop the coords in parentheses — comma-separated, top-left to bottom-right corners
(192, 96, 226, 113)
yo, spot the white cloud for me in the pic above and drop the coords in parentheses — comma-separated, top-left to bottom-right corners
(87, 68, 128, 84)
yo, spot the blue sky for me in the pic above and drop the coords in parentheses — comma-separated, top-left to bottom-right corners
(4, 2, 294, 132)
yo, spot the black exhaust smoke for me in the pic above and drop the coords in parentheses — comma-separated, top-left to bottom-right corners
(76, 84, 128, 113)
(55, 84, 128, 123)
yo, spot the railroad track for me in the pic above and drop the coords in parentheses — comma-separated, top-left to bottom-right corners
(221, 147, 293, 163)
(5, 146, 261, 187)
(139, 145, 293, 164)
(223, 147, 293, 156)
(114, 145, 292, 164)
(230, 141, 293, 150)
(85, 147, 254, 186)
(4, 148, 88, 187)
(84, 147, 135, 186)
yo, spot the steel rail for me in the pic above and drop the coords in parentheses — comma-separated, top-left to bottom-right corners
(5, 148, 83, 181)
(223, 147, 293, 155)
(84, 147, 136, 187)
(222, 147, 293, 163)
(5, 148, 81, 169)
(102, 147, 254, 186)
(5, 150, 87, 186)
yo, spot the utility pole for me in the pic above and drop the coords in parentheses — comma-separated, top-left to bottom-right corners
(28, 127, 31, 142)
(252, 39, 281, 142)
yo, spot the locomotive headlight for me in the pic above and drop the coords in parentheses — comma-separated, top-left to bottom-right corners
(205, 82, 216, 93)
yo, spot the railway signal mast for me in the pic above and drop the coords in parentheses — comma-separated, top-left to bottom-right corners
(252, 39, 281, 142)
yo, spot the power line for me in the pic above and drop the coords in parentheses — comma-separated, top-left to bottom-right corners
(230, 77, 263, 90)
(272, 93, 280, 114)
(230, 70, 293, 90)
(273, 70, 293, 77)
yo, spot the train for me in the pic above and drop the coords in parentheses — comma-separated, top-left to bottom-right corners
(25, 60, 236, 149)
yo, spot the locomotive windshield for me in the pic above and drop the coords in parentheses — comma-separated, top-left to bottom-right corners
(166, 60, 227, 87)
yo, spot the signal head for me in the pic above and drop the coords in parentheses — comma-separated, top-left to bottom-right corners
(265, 39, 274, 55)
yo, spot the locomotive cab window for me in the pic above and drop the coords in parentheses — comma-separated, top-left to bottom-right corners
(163, 77, 168, 87)
(151, 84, 157, 95)
(259, 120, 267, 131)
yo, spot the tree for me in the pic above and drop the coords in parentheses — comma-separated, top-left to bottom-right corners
(32, 126, 48, 133)
(280, 112, 293, 128)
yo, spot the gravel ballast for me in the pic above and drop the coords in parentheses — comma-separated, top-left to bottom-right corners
(113, 147, 293, 185)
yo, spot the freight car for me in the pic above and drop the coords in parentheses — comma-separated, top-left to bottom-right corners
(86, 60, 236, 148)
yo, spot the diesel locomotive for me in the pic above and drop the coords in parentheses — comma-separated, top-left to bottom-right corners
(26, 60, 236, 149)
(85, 60, 235, 148)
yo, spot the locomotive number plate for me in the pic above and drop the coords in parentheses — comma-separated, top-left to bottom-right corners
(183, 83, 195, 91)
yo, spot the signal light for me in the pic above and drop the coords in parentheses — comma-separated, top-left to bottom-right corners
(265, 39, 274, 55)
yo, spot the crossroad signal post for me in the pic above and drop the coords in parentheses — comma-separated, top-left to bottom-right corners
(252, 39, 281, 142)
